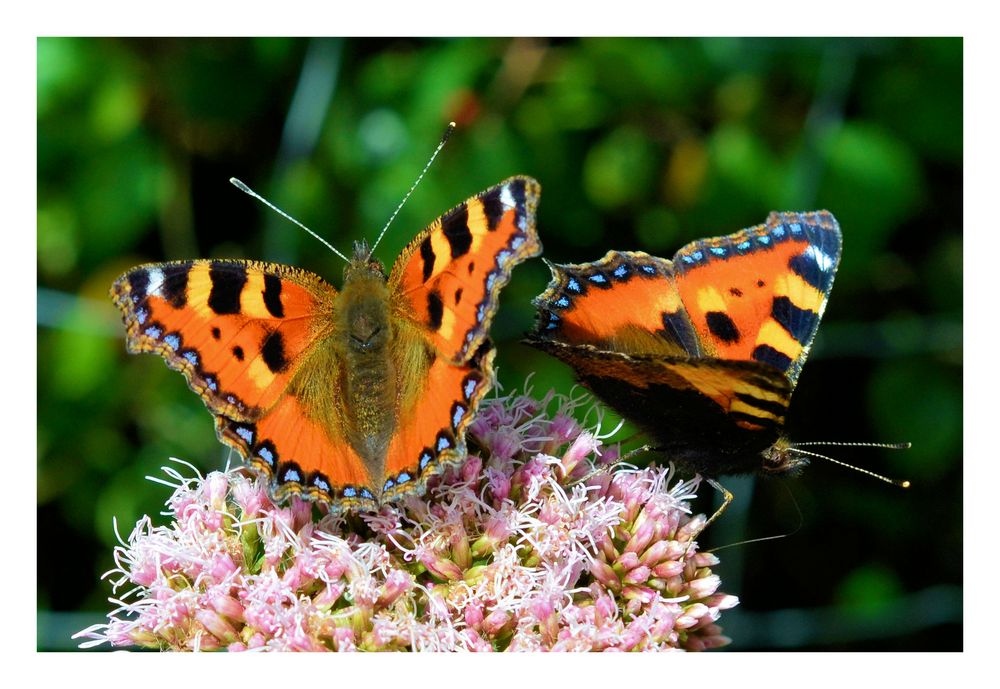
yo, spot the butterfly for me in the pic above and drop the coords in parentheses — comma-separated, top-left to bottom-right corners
(525, 211, 842, 481)
(111, 176, 542, 513)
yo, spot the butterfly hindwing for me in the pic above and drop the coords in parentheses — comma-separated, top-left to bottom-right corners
(111, 259, 337, 421)
(389, 176, 542, 362)
(382, 339, 496, 500)
(216, 394, 380, 511)
(532, 338, 792, 431)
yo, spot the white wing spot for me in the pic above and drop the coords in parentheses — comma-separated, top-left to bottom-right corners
(805, 245, 835, 273)
(146, 268, 165, 297)
(500, 185, 515, 209)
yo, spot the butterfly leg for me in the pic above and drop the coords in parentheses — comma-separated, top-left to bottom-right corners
(613, 446, 731, 529)
(618, 443, 656, 464)
(703, 477, 733, 530)
(683, 476, 734, 556)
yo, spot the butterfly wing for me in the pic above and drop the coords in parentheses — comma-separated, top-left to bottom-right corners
(111, 260, 337, 421)
(388, 176, 542, 363)
(670, 210, 842, 386)
(381, 339, 495, 499)
(215, 381, 381, 511)
(531, 211, 841, 389)
(377, 177, 541, 491)
(112, 259, 384, 510)
(531, 250, 700, 357)
(529, 339, 791, 475)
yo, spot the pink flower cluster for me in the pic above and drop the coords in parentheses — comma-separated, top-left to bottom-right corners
(75, 387, 738, 651)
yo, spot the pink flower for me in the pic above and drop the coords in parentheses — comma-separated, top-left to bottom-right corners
(75, 387, 737, 652)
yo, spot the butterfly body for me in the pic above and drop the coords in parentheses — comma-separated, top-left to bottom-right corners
(526, 211, 841, 479)
(113, 176, 541, 512)
(332, 247, 406, 475)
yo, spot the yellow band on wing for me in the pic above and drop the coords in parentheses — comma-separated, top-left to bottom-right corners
(756, 320, 804, 361)
(773, 272, 825, 314)
(187, 262, 215, 318)
(466, 197, 488, 255)
(695, 286, 727, 314)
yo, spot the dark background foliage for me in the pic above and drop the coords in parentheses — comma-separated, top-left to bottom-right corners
(37, 37, 961, 651)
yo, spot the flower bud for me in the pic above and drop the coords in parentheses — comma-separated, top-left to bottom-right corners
(465, 603, 485, 628)
(686, 574, 721, 600)
(622, 565, 652, 586)
(195, 609, 239, 644)
(624, 518, 656, 555)
(483, 609, 512, 637)
(652, 560, 684, 578)
(420, 551, 464, 582)
(208, 592, 245, 622)
(589, 559, 621, 592)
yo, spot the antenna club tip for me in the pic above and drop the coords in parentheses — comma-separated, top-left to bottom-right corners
(900, 480, 912, 489)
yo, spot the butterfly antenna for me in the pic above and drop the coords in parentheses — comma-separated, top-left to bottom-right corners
(787, 444, 911, 488)
(229, 177, 350, 263)
(709, 532, 789, 553)
(369, 121, 456, 255)
(792, 440, 912, 450)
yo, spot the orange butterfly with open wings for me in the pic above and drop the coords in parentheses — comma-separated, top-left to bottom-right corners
(112, 177, 541, 512)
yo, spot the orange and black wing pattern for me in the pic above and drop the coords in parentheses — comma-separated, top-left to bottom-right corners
(381, 339, 496, 501)
(110, 259, 390, 507)
(111, 260, 336, 421)
(669, 210, 842, 386)
(388, 176, 542, 363)
(215, 391, 379, 510)
(377, 177, 541, 497)
(526, 211, 842, 476)
(531, 250, 700, 358)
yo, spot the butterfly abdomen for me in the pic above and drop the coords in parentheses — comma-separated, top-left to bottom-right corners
(336, 263, 400, 475)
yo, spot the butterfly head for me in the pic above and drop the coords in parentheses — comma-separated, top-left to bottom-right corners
(345, 240, 388, 282)
(338, 241, 392, 354)
(761, 437, 809, 476)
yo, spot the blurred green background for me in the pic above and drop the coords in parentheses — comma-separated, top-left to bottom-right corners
(37, 37, 961, 651)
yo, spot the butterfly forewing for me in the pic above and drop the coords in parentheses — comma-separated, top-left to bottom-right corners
(671, 211, 841, 384)
(111, 259, 336, 421)
(532, 250, 699, 357)
(389, 176, 542, 363)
